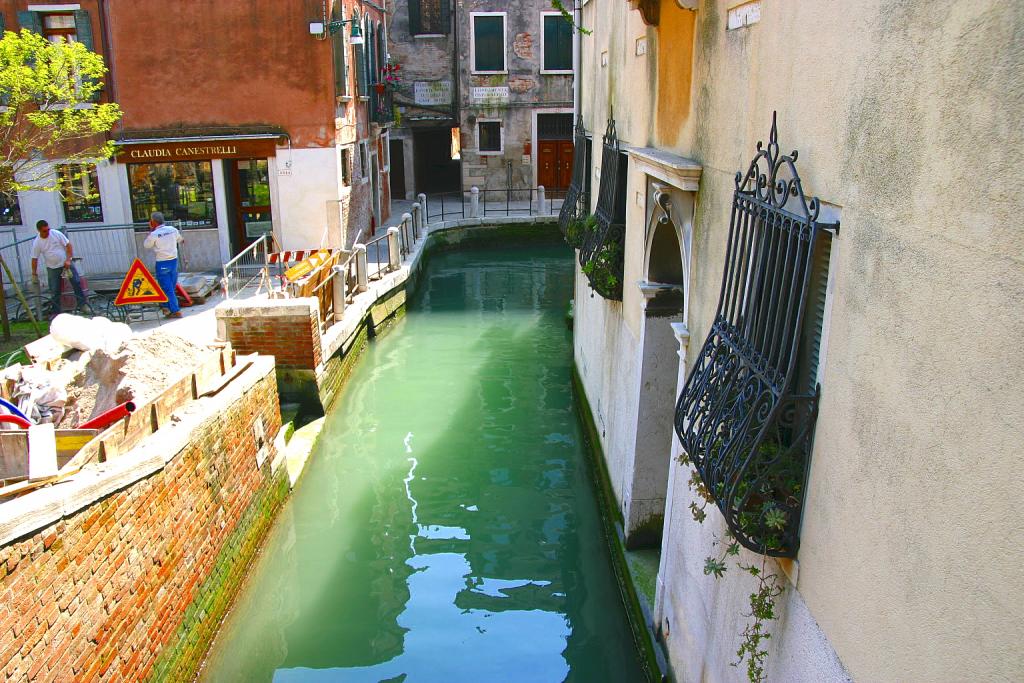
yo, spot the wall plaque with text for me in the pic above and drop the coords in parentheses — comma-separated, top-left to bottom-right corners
(414, 81, 452, 106)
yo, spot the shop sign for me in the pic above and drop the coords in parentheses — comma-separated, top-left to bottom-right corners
(414, 80, 452, 106)
(116, 137, 279, 163)
(472, 86, 510, 103)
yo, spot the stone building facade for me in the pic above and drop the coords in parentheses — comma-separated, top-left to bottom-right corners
(0, 0, 393, 266)
(569, 1, 1022, 681)
(387, 0, 575, 196)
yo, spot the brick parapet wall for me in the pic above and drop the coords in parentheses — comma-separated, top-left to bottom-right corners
(217, 300, 323, 371)
(0, 357, 286, 681)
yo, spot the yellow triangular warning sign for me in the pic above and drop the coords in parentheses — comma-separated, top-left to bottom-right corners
(114, 259, 168, 306)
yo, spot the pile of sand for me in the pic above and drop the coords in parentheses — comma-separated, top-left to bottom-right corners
(59, 332, 205, 428)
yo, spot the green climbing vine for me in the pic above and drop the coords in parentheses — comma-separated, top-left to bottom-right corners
(687, 469, 787, 683)
(550, 1, 592, 35)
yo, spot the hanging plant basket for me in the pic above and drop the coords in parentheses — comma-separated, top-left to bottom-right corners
(374, 82, 387, 94)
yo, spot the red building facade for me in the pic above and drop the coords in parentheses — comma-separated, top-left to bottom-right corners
(0, 0, 392, 259)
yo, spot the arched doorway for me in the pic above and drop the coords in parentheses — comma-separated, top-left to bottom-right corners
(623, 183, 689, 548)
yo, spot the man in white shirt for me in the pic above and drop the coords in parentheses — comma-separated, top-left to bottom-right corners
(143, 211, 184, 318)
(30, 219, 88, 316)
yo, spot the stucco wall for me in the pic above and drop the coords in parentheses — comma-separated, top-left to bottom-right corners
(577, 0, 1024, 680)
(103, 0, 335, 147)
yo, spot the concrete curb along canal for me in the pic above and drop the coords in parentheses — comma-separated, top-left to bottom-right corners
(572, 367, 668, 683)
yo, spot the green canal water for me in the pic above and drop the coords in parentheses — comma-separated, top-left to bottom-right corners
(201, 242, 645, 682)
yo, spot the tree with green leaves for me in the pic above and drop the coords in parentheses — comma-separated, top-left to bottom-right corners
(0, 28, 121, 196)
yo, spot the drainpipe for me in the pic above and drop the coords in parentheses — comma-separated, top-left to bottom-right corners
(451, 3, 462, 185)
(573, 1, 581, 124)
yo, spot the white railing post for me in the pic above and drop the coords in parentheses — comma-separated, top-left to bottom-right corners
(332, 265, 347, 318)
(537, 185, 546, 215)
(355, 243, 369, 292)
(417, 193, 427, 225)
(411, 202, 421, 239)
(470, 186, 480, 218)
(387, 227, 401, 271)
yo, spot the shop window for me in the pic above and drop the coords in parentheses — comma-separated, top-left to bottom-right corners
(341, 148, 352, 186)
(542, 13, 573, 73)
(477, 121, 503, 154)
(58, 163, 103, 223)
(409, 0, 450, 35)
(471, 13, 506, 73)
(0, 193, 22, 227)
(128, 161, 215, 227)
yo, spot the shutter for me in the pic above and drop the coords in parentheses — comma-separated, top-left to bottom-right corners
(440, 0, 451, 34)
(408, 0, 421, 35)
(17, 11, 42, 34)
(72, 10, 99, 102)
(796, 231, 833, 392)
(73, 10, 94, 52)
(332, 34, 347, 96)
(354, 43, 366, 96)
(0, 14, 6, 34)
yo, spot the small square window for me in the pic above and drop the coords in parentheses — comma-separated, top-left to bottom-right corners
(478, 121, 502, 154)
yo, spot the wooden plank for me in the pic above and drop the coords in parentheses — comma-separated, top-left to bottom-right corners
(198, 359, 254, 399)
(27, 424, 57, 481)
(23, 335, 68, 365)
(0, 431, 29, 481)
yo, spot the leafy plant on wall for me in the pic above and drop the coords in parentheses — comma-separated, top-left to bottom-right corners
(683, 448, 793, 683)
(550, 1, 592, 35)
(0, 29, 121, 197)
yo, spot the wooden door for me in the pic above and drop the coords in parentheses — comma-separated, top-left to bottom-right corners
(557, 141, 574, 190)
(538, 141, 559, 190)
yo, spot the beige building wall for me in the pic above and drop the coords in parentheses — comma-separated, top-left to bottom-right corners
(574, 0, 1024, 680)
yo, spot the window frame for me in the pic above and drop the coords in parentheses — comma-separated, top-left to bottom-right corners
(540, 11, 574, 75)
(41, 12, 77, 43)
(476, 119, 503, 155)
(341, 147, 352, 187)
(470, 12, 507, 75)
(358, 141, 370, 184)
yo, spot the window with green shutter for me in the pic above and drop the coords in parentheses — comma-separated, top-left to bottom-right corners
(472, 14, 505, 73)
(543, 14, 573, 72)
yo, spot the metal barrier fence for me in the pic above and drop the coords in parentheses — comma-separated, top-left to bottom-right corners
(365, 233, 390, 282)
(424, 186, 563, 224)
(222, 233, 277, 300)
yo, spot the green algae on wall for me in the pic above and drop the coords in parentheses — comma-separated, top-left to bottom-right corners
(149, 467, 290, 681)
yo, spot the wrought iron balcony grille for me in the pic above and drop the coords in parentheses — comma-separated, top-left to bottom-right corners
(558, 119, 591, 246)
(674, 113, 838, 558)
(578, 118, 626, 300)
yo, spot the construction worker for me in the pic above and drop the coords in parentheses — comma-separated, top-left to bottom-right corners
(143, 211, 184, 319)
(30, 219, 89, 317)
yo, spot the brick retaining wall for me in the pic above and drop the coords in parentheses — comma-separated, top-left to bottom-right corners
(0, 359, 287, 681)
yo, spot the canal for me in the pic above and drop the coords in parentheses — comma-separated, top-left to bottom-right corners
(202, 240, 645, 681)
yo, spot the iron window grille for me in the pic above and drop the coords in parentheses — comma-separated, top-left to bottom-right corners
(578, 118, 626, 300)
(674, 113, 838, 558)
(558, 118, 590, 244)
(408, 0, 450, 35)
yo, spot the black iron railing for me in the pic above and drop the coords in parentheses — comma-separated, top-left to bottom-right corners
(371, 85, 395, 124)
(558, 118, 591, 247)
(674, 113, 838, 558)
(578, 118, 626, 300)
